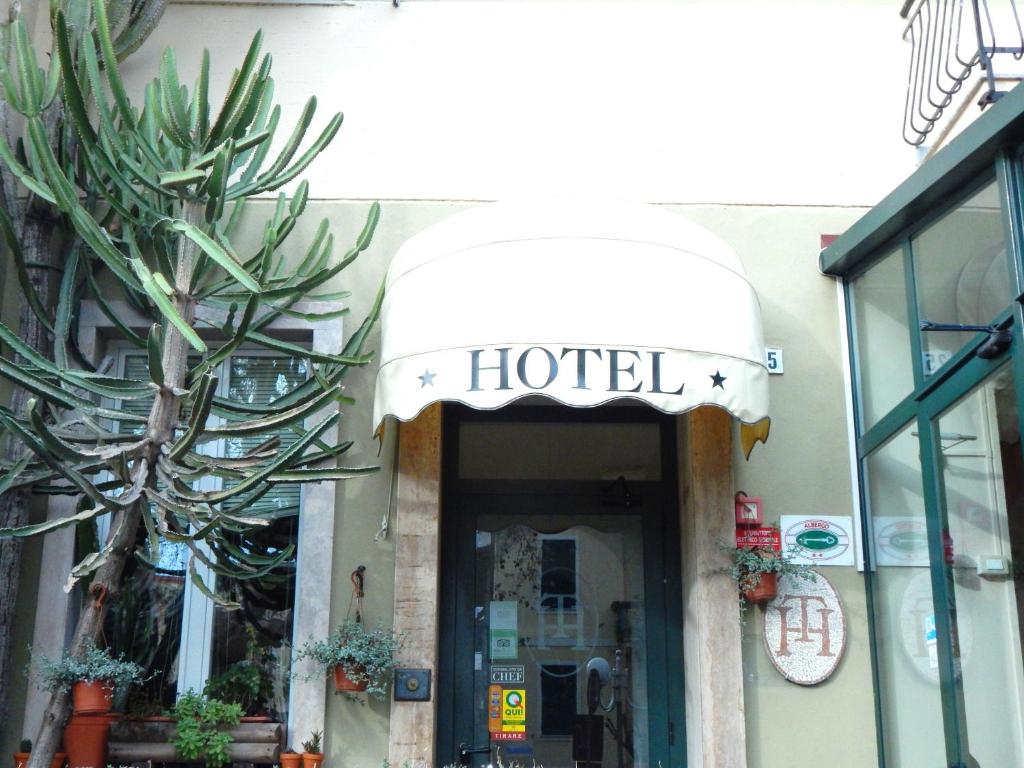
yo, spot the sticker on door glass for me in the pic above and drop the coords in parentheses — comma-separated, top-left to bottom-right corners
(489, 601, 518, 660)
(502, 689, 526, 732)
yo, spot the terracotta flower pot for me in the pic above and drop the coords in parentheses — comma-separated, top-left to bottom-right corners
(64, 715, 112, 768)
(332, 663, 368, 693)
(743, 571, 778, 604)
(280, 753, 302, 768)
(12, 751, 65, 768)
(301, 753, 324, 768)
(71, 681, 113, 715)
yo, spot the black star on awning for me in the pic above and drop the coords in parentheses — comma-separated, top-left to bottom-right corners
(710, 370, 727, 389)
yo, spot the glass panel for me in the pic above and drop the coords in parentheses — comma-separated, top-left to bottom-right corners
(469, 515, 649, 767)
(459, 421, 661, 480)
(851, 249, 915, 430)
(208, 355, 307, 719)
(913, 181, 1010, 375)
(864, 424, 945, 767)
(936, 365, 1024, 765)
(106, 353, 303, 718)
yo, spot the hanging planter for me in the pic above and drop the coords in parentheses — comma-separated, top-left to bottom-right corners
(296, 621, 401, 699)
(332, 663, 369, 693)
(296, 566, 402, 699)
(742, 570, 778, 604)
(727, 540, 816, 617)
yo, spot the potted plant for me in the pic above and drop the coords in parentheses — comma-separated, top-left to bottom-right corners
(170, 690, 243, 768)
(12, 739, 65, 768)
(202, 660, 274, 719)
(728, 544, 816, 609)
(295, 621, 402, 698)
(280, 746, 302, 768)
(35, 644, 147, 715)
(300, 730, 323, 768)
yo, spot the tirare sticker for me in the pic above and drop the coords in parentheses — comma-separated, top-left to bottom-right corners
(781, 515, 854, 566)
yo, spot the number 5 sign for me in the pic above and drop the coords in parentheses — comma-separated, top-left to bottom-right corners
(765, 347, 784, 375)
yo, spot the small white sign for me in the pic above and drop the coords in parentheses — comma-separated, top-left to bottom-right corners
(781, 515, 855, 566)
(765, 347, 784, 374)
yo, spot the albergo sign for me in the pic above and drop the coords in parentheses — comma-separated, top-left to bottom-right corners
(781, 515, 855, 567)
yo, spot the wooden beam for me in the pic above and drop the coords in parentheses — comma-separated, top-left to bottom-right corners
(388, 404, 443, 768)
(680, 407, 746, 768)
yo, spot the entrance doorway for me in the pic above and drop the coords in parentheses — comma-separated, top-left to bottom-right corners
(437, 406, 685, 768)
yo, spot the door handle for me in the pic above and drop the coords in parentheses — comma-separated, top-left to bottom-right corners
(458, 743, 490, 767)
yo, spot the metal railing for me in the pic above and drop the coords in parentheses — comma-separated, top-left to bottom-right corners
(902, 0, 1024, 145)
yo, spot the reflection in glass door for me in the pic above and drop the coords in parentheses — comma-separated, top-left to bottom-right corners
(933, 365, 1024, 765)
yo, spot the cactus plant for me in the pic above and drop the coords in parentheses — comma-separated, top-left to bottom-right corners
(0, 3, 381, 768)
(0, 0, 167, 736)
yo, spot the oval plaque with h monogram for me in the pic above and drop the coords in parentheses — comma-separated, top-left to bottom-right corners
(762, 571, 846, 685)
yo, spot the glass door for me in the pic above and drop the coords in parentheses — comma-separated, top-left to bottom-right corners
(925, 363, 1024, 766)
(443, 487, 681, 768)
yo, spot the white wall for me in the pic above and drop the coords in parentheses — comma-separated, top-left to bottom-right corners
(105, 0, 919, 207)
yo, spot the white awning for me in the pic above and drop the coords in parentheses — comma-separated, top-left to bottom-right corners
(372, 198, 770, 448)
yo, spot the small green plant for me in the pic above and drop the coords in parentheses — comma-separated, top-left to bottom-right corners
(295, 621, 403, 699)
(18, 739, 31, 753)
(171, 690, 243, 768)
(727, 544, 816, 616)
(34, 644, 146, 693)
(301, 730, 322, 754)
(203, 660, 273, 717)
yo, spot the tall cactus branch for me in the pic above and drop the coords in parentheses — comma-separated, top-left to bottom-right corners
(0, 4, 382, 766)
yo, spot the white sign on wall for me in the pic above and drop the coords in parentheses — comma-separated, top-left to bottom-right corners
(781, 515, 855, 566)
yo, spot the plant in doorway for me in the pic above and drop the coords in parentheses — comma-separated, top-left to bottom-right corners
(728, 543, 816, 614)
(295, 621, 402, 699)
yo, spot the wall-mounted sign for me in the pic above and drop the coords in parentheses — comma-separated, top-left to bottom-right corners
(763, 572, 846, 685)
(781, 515, 854, 566)
(735, 494, 764, 525)
(735, 526, 781, 551)
(874, 516, 929, 566)
(491, 664, 525, 684)
(765, 347, 784, 374)
(489, 601, 518, 660)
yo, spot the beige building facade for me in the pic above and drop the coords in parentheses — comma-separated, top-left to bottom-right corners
(7, 2, 1024, 768)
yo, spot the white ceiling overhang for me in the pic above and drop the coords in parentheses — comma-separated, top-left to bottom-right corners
(372, 199, 771, 454)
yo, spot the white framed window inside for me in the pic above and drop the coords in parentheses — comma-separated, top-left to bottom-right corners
(104, 347, 308, 721)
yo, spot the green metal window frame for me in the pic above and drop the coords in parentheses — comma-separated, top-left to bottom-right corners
(824, 83, 1024, 768)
